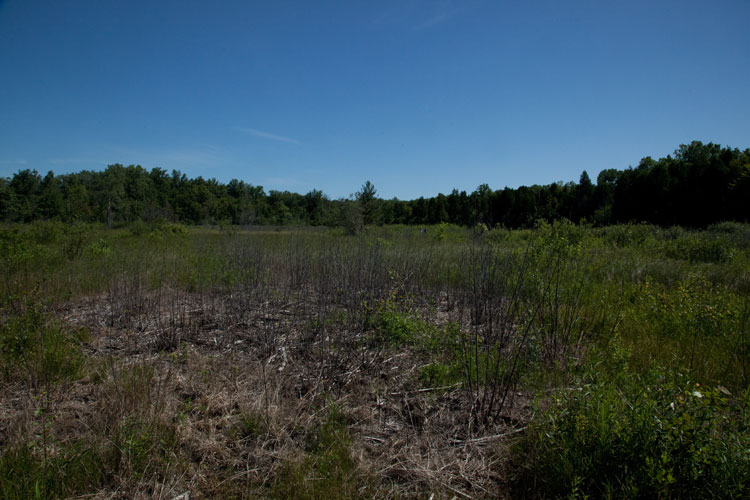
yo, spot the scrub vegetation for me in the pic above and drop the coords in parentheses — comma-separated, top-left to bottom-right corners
(0, 219, 748, 499)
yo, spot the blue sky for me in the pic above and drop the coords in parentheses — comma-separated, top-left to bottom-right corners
(1, 0, 748, 199)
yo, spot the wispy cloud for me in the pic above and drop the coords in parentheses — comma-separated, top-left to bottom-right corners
(412, 0, 463, 30)
(111, 146, 226, 170)
(0, 159, 28, 165)
(374, 0, 468, 31)
(265, 176, 299, 188)
(235, 127, 300, 145)
(373, 1, 419, 26)
(48, 157, 106, 166)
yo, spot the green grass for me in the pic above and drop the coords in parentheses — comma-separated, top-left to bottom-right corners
(0, 305, 88, 387)
(271, 402, 367, 500)
(512, 352, 749, 499)
(0, 440, 105, 500)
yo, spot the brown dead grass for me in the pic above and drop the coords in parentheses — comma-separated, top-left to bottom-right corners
(0, 287, 533, 499)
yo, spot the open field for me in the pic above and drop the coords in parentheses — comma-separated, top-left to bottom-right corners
(1, 221, 748, 499)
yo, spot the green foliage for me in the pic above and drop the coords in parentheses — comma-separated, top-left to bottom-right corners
(0, 306, 87, 387)
(638, 276, 737, 341)
(534, 218, 586, 258)
(131, 219, 190, 238)
(514, 364, 749, 499)
(600, 223, 655, 248)
(708, 221, 750, 249)
(86, 238, 111, 256)
(107, 417, 180, 481)
(419, 360, 463, 387)
(0, 440, 104, 500)
(631, 276, 746, 383)
(664, 233, 735, 264)
(27, 220, 65, 244)
(271, 401, 364, 500)
(431, 221, 466, 241)
(0, 217, 748, 497)
(3, 141, 750, 228)
(373, 306, 433, 346)
(230, 411, 268, 442)
(365, 291, 419, 344)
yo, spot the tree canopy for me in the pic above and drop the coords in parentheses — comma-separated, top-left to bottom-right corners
(1, 141, 747, 228)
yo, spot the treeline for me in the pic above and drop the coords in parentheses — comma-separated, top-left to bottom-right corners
(1, 141, 748, 228)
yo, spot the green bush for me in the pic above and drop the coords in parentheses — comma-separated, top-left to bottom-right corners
(601, 223, 655, 249)
(86, 238, 111, 256)
(631, 276, 747, 383)
(368, 292, 435, 347)
(419, 360, 463, 387)
(709, 222, 750, 250)
(513, 366, 749, 499)
(27, 220, 65, 245)
(664, 234, 734, 264)
(128, 220, 149, 236)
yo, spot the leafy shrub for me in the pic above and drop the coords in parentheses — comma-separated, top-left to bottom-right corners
(86, 238, 111, 256)
(663, 234, 734, 264)
(601, 223, 655, 248)
(27, 220, 65, 244)
(419, 360, 463, 387)
(535, 218, 587, 253)
(633, 276, 746, 382)
(708, 221, 750, 250)
(472, 222, 489, 238)
(131, 220, 190, 238)
(638, 276, 737, 340)
(62, 224, 90, 260)
(432, 222, 465, 242)
(513, 367, 749, 499)
(375, 307, 431, 345)
(367, 291, 434, 347)
(660, 225, 687, 241)
(162, 222, 189, 235)
(129, 220, 149, 236)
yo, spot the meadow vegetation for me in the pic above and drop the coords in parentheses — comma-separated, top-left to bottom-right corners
(0, 219, 748, 498)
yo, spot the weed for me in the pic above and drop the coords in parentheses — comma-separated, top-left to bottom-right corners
(0, 440, 104, 500)
(664, 233, 735, 264)
(0, 305, 87, 388)
(513, 362, 749, 499)
(271, 401, 365, 500)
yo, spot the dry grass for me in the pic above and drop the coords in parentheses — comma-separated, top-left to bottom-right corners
(41, 286, 528, 498)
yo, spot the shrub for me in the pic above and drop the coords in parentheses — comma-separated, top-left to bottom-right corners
(601, 223, 655, 248)
(513, 365, 749, 499)
(633, 276, 746, 383)
(663, 234, 734, 264)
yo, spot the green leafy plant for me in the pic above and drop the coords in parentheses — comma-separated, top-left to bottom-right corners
(513, 363, 749, 499)
(271, 401, 365, 500)
(0, 306, 87, 387)
(664, 234, 735, 264)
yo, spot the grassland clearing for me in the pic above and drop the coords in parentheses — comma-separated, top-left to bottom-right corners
(0, 221, 748, 498)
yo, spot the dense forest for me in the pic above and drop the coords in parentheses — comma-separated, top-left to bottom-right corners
(1, 141, 748, 228)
